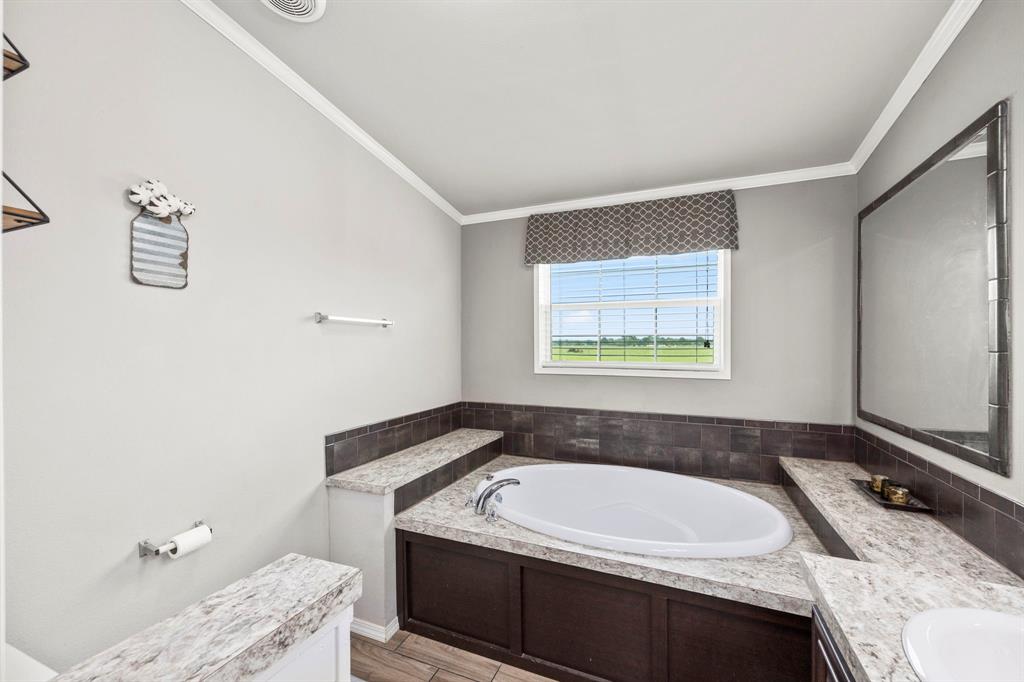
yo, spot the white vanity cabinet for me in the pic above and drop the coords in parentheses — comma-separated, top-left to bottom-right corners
(53, 555, 361, 682)
(257, 607, 354, 682)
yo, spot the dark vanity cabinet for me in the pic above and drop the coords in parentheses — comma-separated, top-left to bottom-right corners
(811, 607, 854, 682)
(398, 530, 813, 682)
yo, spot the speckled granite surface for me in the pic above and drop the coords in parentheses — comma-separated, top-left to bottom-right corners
(780, 457, 1022, 586)
(801, 552, 1024, 682)
(327, 428, 503, 494)
(55, 554, 361, 682)
(395, 453, 1022, 681)
(395, 455, 827, 616)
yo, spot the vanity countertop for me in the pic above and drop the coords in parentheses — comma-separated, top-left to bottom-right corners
(801, 552, 1024, 682)
(779, 457, 1022, 586)
(395, 455, 827, 616)
(326, 428, 503, 495)
(55, 554, 362, 682)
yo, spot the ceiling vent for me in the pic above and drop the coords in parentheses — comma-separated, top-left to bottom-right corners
(260, 0, 325, 23)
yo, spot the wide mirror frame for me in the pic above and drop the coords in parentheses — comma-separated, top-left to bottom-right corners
(858, 100, 1009, 475)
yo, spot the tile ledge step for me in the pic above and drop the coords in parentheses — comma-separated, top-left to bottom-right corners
(326, 428, 503, 495)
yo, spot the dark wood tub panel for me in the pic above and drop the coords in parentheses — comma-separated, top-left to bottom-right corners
(397, 530, 811, 682)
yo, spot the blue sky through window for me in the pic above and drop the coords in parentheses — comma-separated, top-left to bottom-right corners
(548, 251, 720, 364)
(550, 251, 718, 305)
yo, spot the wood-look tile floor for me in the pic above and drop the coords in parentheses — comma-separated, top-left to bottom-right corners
(351, 631, 555, 682)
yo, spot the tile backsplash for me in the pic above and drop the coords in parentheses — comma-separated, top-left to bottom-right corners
(393, 439, 501, 514)
(325, 402, 462, 476)
(324, 402, 1023, 579)
(461, 402, 855, 484)
(325, 401, 855, 480)
(854, 428, 1024, 579)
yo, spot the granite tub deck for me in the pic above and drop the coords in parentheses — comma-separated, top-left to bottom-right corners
(780, 457, 1022, 586)
(326, 428, 503, 634)
(327, 428, 503, 497)
(55, 554, 362, 682)
(778, 457, 1022, 682)
(396, 454, 1023, 681)
(801, 552, 1024, 682)
(395, 455, 828, 616)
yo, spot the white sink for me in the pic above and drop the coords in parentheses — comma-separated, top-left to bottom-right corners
(902, 608, 1024, 682)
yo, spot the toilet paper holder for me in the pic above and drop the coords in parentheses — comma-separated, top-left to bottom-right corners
(138, 520, 213, 558)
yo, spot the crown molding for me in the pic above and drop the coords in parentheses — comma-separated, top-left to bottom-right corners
(178, 0, 463, 224)
(460, 162, 856, 225)
(181, 0, 979, 226)
(848, 0, 982, 171)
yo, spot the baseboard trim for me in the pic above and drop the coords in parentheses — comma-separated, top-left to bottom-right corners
(351, 616, 400, 643)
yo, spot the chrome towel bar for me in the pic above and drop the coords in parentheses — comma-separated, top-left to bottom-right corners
(314, 312, 394, 328)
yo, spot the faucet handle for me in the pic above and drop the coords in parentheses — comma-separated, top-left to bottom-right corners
(485, 500, 499, 523)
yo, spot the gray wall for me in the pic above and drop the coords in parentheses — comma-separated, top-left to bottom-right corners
(3, 1, 460, 670)
(462, 176, 857, 424)
(856, 0, 1024, 502)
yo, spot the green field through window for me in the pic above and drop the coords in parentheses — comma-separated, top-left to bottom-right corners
(546, 252, 721, 368)
(551, 338, 715, 363)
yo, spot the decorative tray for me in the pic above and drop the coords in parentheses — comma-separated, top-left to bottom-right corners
(850, 479, 933, 514)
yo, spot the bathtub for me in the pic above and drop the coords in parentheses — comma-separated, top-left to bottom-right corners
(472, 463, 793, 558)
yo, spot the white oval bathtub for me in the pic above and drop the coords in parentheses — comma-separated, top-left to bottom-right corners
(473, 463, 793, 558)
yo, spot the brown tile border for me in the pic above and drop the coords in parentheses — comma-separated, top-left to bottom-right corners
(461, 401, 856, 432)
(460, 402, 855, 485)
(325, 403, 1022, 580)
(394, 440, 501, 514)
(326, 401, 857, 481)
(325, 402, 462, 476)
(854, 427, 1024, 580)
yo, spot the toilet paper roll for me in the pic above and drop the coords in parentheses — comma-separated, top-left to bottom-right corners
(167, 524, 212, 559)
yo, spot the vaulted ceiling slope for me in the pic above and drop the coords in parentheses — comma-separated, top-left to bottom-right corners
(213, 0, 952, 217)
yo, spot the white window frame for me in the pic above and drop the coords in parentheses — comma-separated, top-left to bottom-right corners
(533, 250, 731, 380)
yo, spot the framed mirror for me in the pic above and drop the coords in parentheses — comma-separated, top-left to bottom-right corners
(858, 100, 1009, 475)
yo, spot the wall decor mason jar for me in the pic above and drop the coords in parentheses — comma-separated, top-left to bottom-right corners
(126, 179, 196, 289)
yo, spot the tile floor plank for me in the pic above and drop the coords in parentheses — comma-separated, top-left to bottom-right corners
(430, 670, 476, 682)
(353, 630, 555, 682)
(493, 664, 557, 682)
(397, 634, 501, 682)
(386, 630, 412, 651)
(352, 636, 438, 682)
(354, 630, 410, 652)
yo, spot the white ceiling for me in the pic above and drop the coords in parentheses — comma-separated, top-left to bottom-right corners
(213, 0, 952, 216)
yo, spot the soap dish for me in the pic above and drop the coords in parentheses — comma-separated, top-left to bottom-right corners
(850, 479, 933, 514)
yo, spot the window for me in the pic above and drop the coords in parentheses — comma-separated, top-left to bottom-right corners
(534, 250, 730, 379)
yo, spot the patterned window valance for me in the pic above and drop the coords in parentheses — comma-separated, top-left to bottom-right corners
(524, 189, 739, 265)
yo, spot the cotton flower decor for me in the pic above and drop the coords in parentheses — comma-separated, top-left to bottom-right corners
(127, 179, 196, 218)
(127, 178, 194, 290)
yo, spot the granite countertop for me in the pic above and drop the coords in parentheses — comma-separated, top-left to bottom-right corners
(801, 552, 1024, 682)
(395, 452, 1022, 680)
(56, 554, 362, 682)
(780, 457, 1022, 586)
(326, 428, 503, 495)
(395, 455, 827, 616)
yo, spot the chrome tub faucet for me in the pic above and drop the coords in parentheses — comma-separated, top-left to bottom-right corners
(471, 477, 520, 519)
